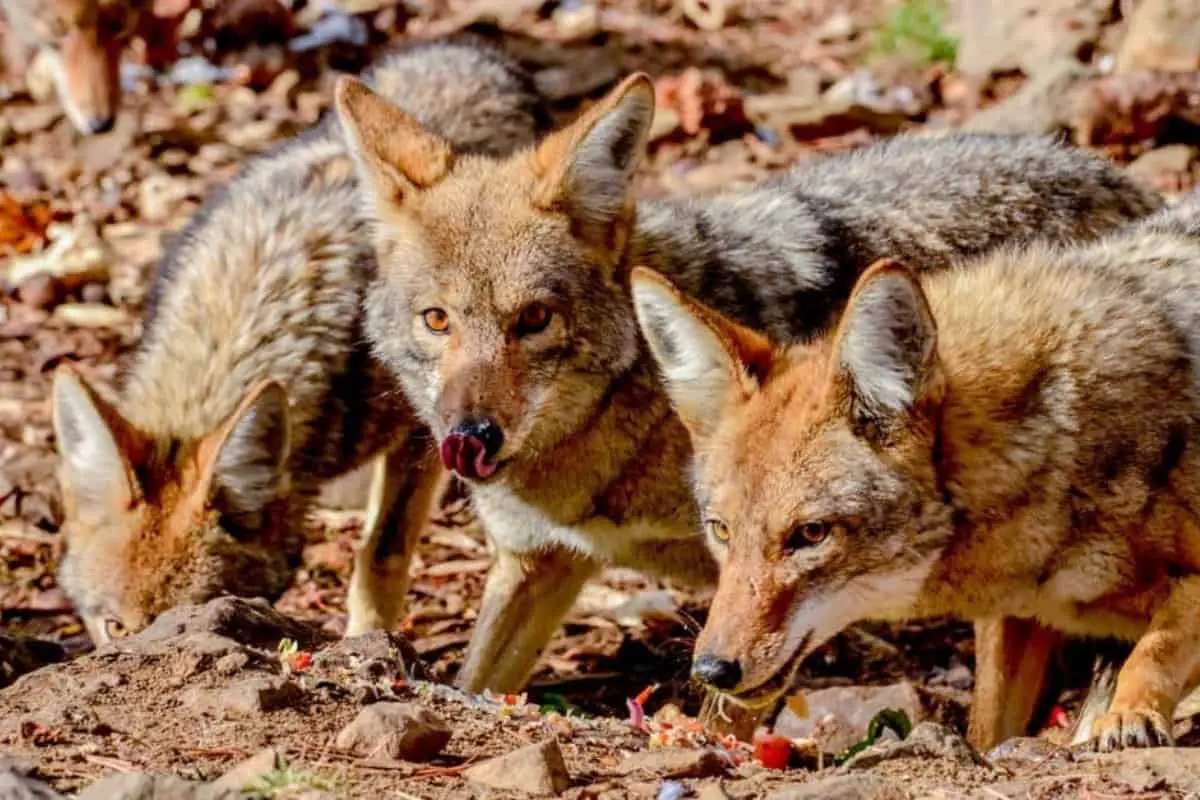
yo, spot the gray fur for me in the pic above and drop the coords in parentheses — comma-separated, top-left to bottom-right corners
(636, 134, 1162, 340)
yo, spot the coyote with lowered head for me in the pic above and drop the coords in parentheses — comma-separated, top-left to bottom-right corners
(52, 41, 545, 645)
(632, 191, 1200, 751)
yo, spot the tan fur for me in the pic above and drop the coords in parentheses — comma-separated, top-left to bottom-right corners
(339, 73, 1161, 705)
(635, 194, 1200, 750)
(53, 42, 545, 643)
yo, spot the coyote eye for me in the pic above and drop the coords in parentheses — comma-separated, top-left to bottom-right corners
(516, 303, 553, 337)
(787, 521, 832, 551)
(704, 518, 730, 544)
(104, 618, 129, 639)
(422, 308, 451, 335)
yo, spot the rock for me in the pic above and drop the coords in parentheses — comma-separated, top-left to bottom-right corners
(0, 767, 65, 800)
(695, 783, 733, 800)
(1126, 145, 1196, 188)
(310, 629, 424, 683)
(963, 59, 1091, 135)
(138, 597, 329, 651)
(616, 748, 730, 779)
(334, 703, 451, 762)
(0, 634, 64, 690)
(1116, 0, 1200, 73)
(137, 172, 193, 223)
(75, 772, 241, 800)
(211, 748, 282, 792)
(774, 682, 924, 754)
(841, 722, 985, 770)
(1095, 748, 1200, 794)
(953, 0, 1111, 83)
(985, 736, 1072, 767)
(464, 739, 571, 796)
(769, 774, 910, 800)
(815, 11, 857, 42)
(183, 675, 304, 716)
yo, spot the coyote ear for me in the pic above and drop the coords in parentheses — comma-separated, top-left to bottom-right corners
(335, 76, 454, 207)
(832, 259, 938, 426)
(202, 382, 292, 525)
(533, 73, 655, 228)
(631, 267, 774, 442)
(51, 365, 142, 513)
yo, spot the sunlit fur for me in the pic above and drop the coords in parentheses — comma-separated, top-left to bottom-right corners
(339, 71, 1162, 695)
(648, 192, 1200, 751)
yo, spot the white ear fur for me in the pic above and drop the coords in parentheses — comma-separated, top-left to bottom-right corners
(52, 368, 135, 510)
(838, 270, 936, 420)
(632, 275, 739, 439)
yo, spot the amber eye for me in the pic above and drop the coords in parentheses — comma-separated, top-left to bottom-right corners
(104, 619, 129, 639)
(704, 519, 730, 544)
(787, 521, 832, 551)
(516, 303, 553, 337)
(422, 308, 451, 335)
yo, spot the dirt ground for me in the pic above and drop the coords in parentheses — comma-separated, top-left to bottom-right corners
(5, 0, 1200, 797)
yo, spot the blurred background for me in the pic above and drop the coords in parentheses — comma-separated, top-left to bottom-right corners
(2, 0, 1196, 730)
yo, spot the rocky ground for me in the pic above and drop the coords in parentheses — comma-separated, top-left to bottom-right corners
(5, 0, 1200, 797)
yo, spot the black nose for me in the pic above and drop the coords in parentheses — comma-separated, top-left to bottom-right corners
(451, 417, 504, 457)
(692, 654, 742, 690)
(85, 115, 116, 135)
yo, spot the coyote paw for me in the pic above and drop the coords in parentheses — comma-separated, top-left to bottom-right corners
(1091, 710, 1174, 751)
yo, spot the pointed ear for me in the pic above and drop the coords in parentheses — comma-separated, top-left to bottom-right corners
(532, 73, 655, 228)
(832, 259, 938, 426)
(51, 365, 141, 512)
(631, 267, 774, 441)
(202, 381, 292, 521)
(334, 76, 454, 207)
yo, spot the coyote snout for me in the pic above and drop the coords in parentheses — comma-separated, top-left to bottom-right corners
(441, 417, 503, 479)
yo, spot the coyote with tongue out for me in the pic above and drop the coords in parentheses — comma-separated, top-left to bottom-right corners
(335, 68, 1161, 717)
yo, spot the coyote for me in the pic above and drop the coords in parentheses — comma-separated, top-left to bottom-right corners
(52, 42, 545, 645)
(335, 71, 1160, 722)
(0, 0, 181, 134)
(632, 191, 1200, 751)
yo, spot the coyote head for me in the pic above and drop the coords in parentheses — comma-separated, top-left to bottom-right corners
(632, 261, 953, 705)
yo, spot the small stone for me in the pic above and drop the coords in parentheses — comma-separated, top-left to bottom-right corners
(211, 747, 282, 792)
(841, 722, 984, 770)
(986, 736, 1071, 767)
(75, 772, 240, 799)
(1116, 0, 1200, 73)
(696, 783, 733, 800)
(464, 739, 571, 796)
(774, 682, 925, 754)
(768, 773, 910, 800)
(334, 702, 450, 762)
(184, 675, 304, 716)
(617, 748, 730, 780)
(79, 282, 108, 304)
(213, 651, 251, 676)
(1127, 145, 1197, 187)
(963, 59, 1090, 136)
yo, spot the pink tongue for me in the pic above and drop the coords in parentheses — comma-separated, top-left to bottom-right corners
(474, 448, 498, 478)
